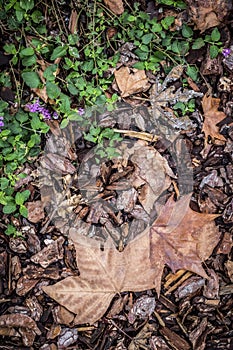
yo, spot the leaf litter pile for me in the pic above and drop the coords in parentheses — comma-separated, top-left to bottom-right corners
(0, 1, 233, 349)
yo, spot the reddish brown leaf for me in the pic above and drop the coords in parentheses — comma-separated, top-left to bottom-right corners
(103, 0, 124, 15)
(201, 94, 226, 142)
(186, 0, 232, 32)
(43, 195, 220, 324)
(26, 200, 45, 223)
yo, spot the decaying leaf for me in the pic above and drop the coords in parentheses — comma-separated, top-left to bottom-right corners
(40, 153, 76, 174)
(43, 195, 220, 325)
(114, 67, 150, 97)
(149, 65, 202, 139)
(26, 200, 45, 223)
(103, 0, 124, 15)
(0, 314, 41, 346)
(201, 94, 226, 142)
(122, 140, 175, 214)
(186, 0, 232, 32)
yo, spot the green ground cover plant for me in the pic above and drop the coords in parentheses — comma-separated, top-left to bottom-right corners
(0, 0, 226, 234)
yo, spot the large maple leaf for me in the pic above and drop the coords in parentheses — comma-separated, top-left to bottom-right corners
(43, 195, 220, 324)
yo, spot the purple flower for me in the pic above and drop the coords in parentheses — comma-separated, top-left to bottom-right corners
(26, 99, 52, 120)
(78, 107, 85, 116)
(222, 48, 231, 57)
(38, 106, 51, 120)
(26, 99, 40, 112)
(53, 112, 59, 119)
(0, 116, 4, 132)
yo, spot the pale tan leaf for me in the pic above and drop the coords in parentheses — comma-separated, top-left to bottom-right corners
(43, 196, 220, 324)
(114, 67, 150, 97)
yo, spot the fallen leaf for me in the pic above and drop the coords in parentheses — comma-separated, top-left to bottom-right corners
(186, 0, 232, 32)
(43, 195, 220, 324)
(159, 326, 191, 350)
(26, 200, 45, 223)
(30, 237, 64, 268)
(0, 314, 41, 346)
(150, 195, 220, 294)
(123, 141, 175, 214)
(114, 67, 150, 97)
(103, 0, 124, 15)
(201, 94, 226, 142)
(149, 65, 202, 140)
(40, 153, 76, 174)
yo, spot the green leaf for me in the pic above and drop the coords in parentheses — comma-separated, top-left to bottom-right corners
(69, 46, 79, 58)
(209, 45, 219, 59)
(211, 28, 221, 42)
(20, 47, 34, 57)
(16, 111, 29, 123)
(182, 24, 193, 38)
(5, 224, 17, 236)
(43, 64, 58, 81)
(152, 23, 162, 33)
(27, 133, 41, 147)
(186, 66, 198, 81)
(0, 191, 7, 205)
(15, 190, 30, 205)
(67, 84, 79, 95)
(31, 10, 43, 23)
(141, 33, 153, 45)
(161, 16, 174, 30)
(134, 48, 148, 60)
(60, 118, 69, 129)
(19, 204, 28, 217)
(192, 38, 205, 50)
(50, 45, 68, 60)
(133, 62, 145, 70)
(22, 72, 40, 88)
(46, 82, 61, 99)
(22, 55, 37, 67)
(20, 0, 34, 11)
(3, 43, 17, 54)
(59, 94, 70, 114)
(31, 115, 42, 130)
(0, 178, 9, 190)
(3, 203, 17, 214)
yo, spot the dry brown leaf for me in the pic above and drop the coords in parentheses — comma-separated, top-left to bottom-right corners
(122, 141, 175, 214)
(0, 314, 41, 346)
(186, 0, 232, 32)
(114, 67, 150, 97)
(103, 0, 124, 15)
(26, 200, 45, 223)
(40, 153, 76, 174)
(43, 195, 220, 324)
(202, 94, 226, 142)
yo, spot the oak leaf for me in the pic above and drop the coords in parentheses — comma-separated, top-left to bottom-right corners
(202, 94, 226, 142)
(43, 195, 220, 324)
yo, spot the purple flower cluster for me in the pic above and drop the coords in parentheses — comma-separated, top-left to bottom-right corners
(222, 48, 231, 57)
(0, 116, 4, 132)
(26, 99, 58, 120)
